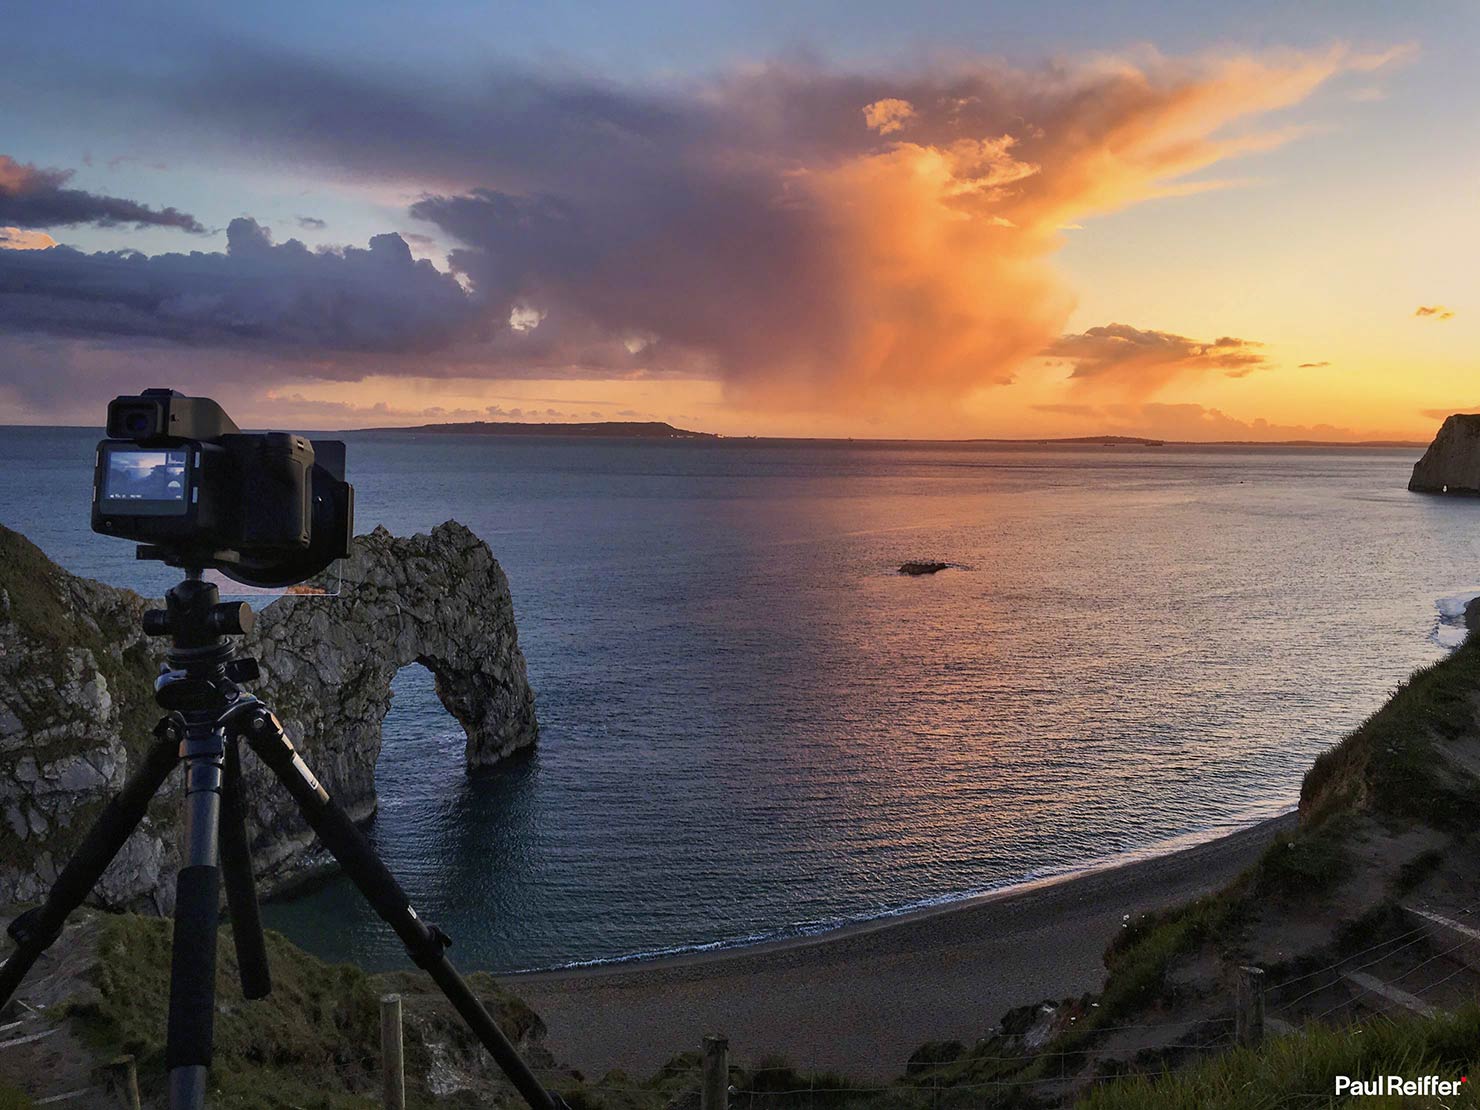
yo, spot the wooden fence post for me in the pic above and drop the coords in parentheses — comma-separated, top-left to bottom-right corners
(99, 1054, 140, 1110)
(382, 993, 406, 1110)
(1237, 966, 1266, 1045)
(702, 1034, 729, 1110)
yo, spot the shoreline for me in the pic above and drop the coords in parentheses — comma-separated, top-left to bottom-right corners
(512, 810, 1296, 1078)
(510, 811, 1295, 978)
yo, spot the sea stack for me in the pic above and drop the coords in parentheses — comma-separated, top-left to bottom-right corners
(1409, 414, 1480, 494)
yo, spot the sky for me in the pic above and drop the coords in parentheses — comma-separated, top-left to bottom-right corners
(1, 0, 1477, 441)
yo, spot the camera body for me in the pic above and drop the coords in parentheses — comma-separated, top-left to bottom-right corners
(92, 389, 354, 587)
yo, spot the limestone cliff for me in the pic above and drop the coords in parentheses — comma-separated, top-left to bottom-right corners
(0, 521, 537, 911)
(1409, 413, 1480, 494)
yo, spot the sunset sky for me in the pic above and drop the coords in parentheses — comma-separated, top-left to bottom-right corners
(2, 0, 1477, 441)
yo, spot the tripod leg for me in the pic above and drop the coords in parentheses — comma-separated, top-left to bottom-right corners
(0, 716, 183, 1009)
(165, 719, 227, 1109)
(231, 704, 564, 1110)
(220, 740, 271, 999)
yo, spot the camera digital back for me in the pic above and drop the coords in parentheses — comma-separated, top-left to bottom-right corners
(92, 389, 354, 588)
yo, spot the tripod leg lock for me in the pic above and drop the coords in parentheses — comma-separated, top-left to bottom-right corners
(154, 712, 187, 747)
(406, 922, 453, 969)
(6, 907, 60, 951)
(222, 703, 329, 802)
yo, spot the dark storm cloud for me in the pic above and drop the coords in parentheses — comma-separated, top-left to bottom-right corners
(0, 217, 476, 351)
(152, 43, 1380, 409)
(0, 155, 204, 232)
(0, 44, 1398, 418)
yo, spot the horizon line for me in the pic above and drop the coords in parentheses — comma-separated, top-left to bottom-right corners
(1, 416, 1432, 449)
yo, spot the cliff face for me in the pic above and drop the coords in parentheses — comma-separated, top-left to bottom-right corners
(0, 521, 538, 911)
(1409, 413, 1480, 494)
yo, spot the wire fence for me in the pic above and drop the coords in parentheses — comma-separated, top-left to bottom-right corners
(1265, 895, 1480, 1021)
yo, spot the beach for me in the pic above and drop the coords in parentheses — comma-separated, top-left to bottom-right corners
(513, 812, 1297, 1079)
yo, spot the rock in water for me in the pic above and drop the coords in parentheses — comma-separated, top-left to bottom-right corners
(898, 561, 954, 576)
(1409, 414, 1480, 494)
(0, 521, 538, 911)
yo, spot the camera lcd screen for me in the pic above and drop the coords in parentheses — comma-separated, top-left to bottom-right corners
(101, 448, 189, 514)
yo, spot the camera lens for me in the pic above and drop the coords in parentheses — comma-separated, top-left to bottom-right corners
(125, 411, 151, 435)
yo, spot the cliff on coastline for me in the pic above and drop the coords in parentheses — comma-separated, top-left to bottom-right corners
(1409, 413, 1480, 494)
(0, 520, 538, 911)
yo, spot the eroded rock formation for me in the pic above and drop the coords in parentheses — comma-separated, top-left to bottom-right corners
(0, 521, 537, 911)
(1409, 414, 1480, 494)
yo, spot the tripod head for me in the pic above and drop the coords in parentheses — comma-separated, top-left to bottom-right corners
(144, 574, 262, 714)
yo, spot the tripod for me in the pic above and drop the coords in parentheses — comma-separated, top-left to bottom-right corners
(0, 571, 565, 1110)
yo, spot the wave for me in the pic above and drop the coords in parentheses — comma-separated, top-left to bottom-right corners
(1433, 591, 1480, 650)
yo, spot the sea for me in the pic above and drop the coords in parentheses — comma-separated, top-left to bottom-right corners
(4, 427, 1478, 973)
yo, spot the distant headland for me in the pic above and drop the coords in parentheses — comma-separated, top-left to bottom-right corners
(355, 419, 718, 439)
(349, 420, 1425, 448)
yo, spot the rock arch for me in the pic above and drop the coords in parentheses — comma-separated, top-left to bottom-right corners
(243, 522, 539, 878)
(0, 520, 538, 908)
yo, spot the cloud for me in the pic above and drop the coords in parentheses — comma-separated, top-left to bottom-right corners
(1043, 323, 1268, 394)
(1030, 402, 1098, 417)
(0, 217, 476, 355)
(296, 215, 328, 229)
(862, 98, 916, 134)
(1415, 305, 1455, 320)
(1297, 360, 1330, 368)
(1420, 405, 1480, 420)
(0, 155, 204, 232)
(0, 45, 1399, 418)
(0, 227, 57, 250)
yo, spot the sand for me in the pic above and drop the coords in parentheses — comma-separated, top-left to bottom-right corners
(510, 812, 1297, 1079)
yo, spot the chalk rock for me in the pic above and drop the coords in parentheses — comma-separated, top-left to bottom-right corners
(0, 521, 538, 911)
(1410, 414, 1480, 494)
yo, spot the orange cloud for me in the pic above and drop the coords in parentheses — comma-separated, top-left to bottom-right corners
(1043, 324, 1268, 396)
(1415, 305, 1455, 320)
(862, 98, 917, 135)
(0, 227, 56, 250)
(1420, 405, 1480, 420)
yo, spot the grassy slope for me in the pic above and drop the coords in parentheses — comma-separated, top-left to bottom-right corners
(60, 914, 553, 1109)
(1079, 1006, 1480, 1110)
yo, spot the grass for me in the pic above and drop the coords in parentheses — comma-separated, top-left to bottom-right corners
(1254, 819, 1352, 899)
(1096, 894, 1239, 1020)
(1077, 1005, 1480, 1109)
(66, 913, 545, 1109)
(1300, 641, 1480, 833)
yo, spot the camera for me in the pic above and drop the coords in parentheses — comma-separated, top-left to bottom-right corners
(92, 388, 354, 587)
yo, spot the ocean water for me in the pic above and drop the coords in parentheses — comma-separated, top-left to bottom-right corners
(4, 428, 1478, 973)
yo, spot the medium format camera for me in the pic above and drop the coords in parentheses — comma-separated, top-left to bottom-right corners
(92, 388, 354, 587)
